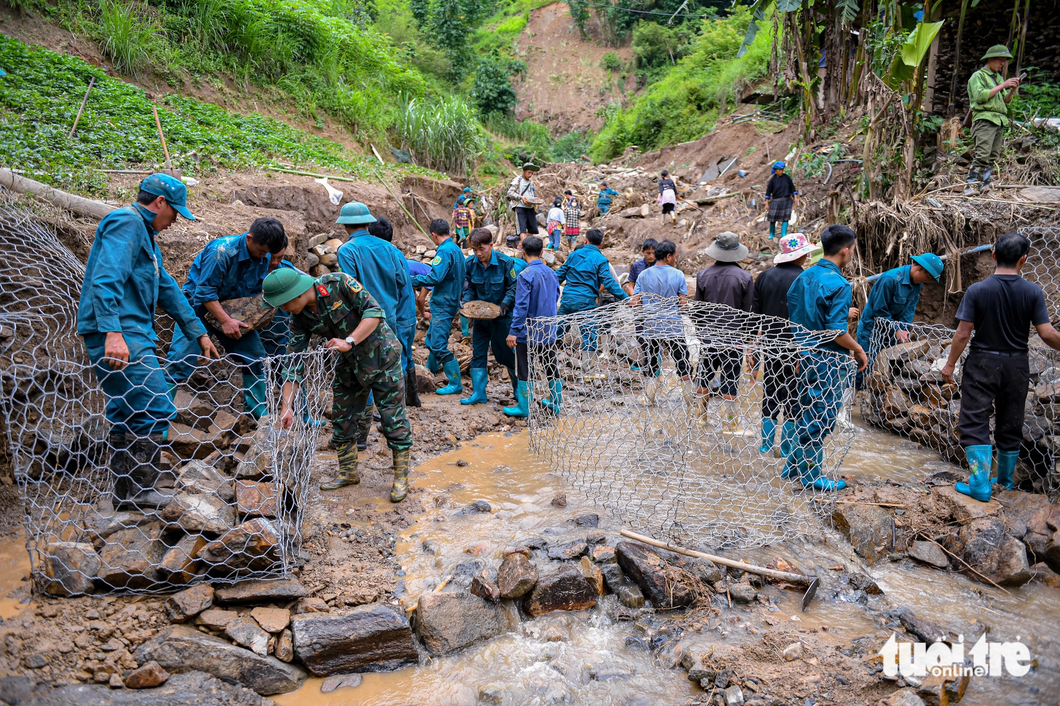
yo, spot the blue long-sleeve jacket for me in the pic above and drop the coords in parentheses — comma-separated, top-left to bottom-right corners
(855, 264, 922, 349)
(463, 250, 519, 309)
(182, 233, 269, 306)
(336, 230, 415, 332)
(77, 204, 205, 343)
(787, 259, 852, 353)
(556, 243, 628, 310)
(509, 260, 560, 345)
(597, 187, 619, 210)
(411, 237, 466, 317)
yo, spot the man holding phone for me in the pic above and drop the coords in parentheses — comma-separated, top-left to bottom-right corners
(965, 45, 1022, 196)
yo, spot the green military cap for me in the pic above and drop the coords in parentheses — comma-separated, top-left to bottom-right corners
(521, 162, 540, 172)
(336, 201, 377, 225)
(981, 45, 1013, 60)
(261, 268, 315, 308)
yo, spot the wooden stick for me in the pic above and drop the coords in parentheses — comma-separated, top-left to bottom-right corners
(919, 535, 1012, 596)
(836, 500, 906, 508)
(620, 530, 816, 585)
(693, 192, 741, 205)
(152, 105, 172, 169)
(68, 76, 95, 138)
(264, 165, 359, 182)
(370, 167, 432, 241)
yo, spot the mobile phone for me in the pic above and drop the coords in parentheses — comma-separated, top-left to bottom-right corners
(1018, 71, 1028, 81)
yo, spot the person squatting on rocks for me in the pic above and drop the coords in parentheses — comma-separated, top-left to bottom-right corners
(365, 216, 421, 408)
(461, 229, 520, 407)
(335, 202, 418, 442)
(264, 269, 413, 501)
(507, 162, 540, 244)
(940, 233, 1060, 503)
(658, 169, 677, 226)
(546, 197, 564, 252)
(854, 252, 944, 387)
(596, 181, 619, 215)
(411, 219, 467, 396)
(167, 216, 288, 419)
(764, 161, 797, 240)
(505, 235, 561, 418)
(965, 45, 1022, 196)
(751, 232, 817, 456)
(693, 231, 752, 432)
(78, 173, 219, 511)
(785, 225, 868, 491)
(556, 228, 628, 352)
(630, 240, 690, 405)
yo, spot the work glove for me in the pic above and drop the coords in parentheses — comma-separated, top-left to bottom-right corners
(498, 304, 510, 317)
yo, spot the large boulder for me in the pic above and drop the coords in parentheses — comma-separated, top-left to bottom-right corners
(290, 604, 419, 676)
(0, 671, 274, 705)
(200, 519, 280, 571)
(497, 553, 538, 599)
(97, 523, 167, 589)
(160, 491, 236, 535)
(415, 592, 508, 656)
(615, 542, 694, 610)
(953, 517, 1032, 587)
(1023, 501, 1060, 573)
(41, 542, 100, 596)
(133, 625, 306, 695)
(522, 568, 597, 617)
(831, 504, 893, 564)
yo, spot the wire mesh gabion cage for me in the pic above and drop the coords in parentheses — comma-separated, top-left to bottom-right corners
(526, 297, 858, 549)
(0, 194, 325, 596)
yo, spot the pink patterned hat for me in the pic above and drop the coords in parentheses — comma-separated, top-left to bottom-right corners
(774, 233, 817, 264)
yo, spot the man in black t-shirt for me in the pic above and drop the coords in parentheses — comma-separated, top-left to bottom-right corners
(941, 233, 1060, 502)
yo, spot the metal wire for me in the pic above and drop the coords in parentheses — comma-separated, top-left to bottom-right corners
(526, 298, 858, 549)
(0, 192, 326, 595)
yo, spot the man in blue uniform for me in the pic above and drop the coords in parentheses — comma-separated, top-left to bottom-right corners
(78, 173, 219, 510)
(460, 229, 519, 406)
(855, 253, 944, 386)
(556, 228, 628, 351)
(505, 236, 561, 417)
(259, 249, 298, 357)
(167, 217, 288, 418)
(785, 224, 868, 491)
(411, 219, 466, 395)
(336, 203, 416, 439)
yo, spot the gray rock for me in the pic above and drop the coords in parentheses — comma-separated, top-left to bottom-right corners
(291, 604, 418, 676)
(601, 563, 645, 608)
(320, 673, 362, 693)
(615, 541, 694, 610)
(723, 684, 744, 706)
(573, 514, 599, 527)
(908, 541, 949, 569)
(225, 617, 271, 656)
(955, 517, 1032, 587)
(199, 519, 279, 570)
(42, 542, 100, 596)
(470, 575, 500, 602)
(0, 671, 273, 705)
(133, 625, 306, 695)
(456, 500, 491, 515)
(547, 540, 589, 561)
(275, 629, 294, 663)
(165, 584, 214, 623)
(831, 504, 893, 565)
(214, 578, 307, 604)
(522, 568, 596, 617)
(898, 609, 947, 644)
(693, 557, 724, 584)
(728, 581, 757, 603)
(878, 688, 928, 706)
(498, 553, 538, 598)
(415, 592, 507, 656)
(97, 524, 166, 589)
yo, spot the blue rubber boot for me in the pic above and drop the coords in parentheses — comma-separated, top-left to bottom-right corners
(436, 360, 462, 395)
(779, 421, 796, 459)
(780, 221, 789, 238)
(541, 380, 562, 414)
(427, 351, 440, 374)
(800, 443, 846, 491)
(460, 367, 488, 405)
(460, 316, 470, 337)
(760, 418, 777, 454)
(503, 380, 529, 418)
(243, 370, 268, 419)
(996, 449, 1018, 491)
(782, 442, 801, 480)
(955, 444, 993, 502)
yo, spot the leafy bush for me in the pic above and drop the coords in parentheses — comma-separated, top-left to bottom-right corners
(601, 52, 622, 72)
(590, 7, 771, 161)
(631, 21, 694, 86)
(471, 53, 523, 117)
(94, 0, 161, 76)
(392, 94, 484, 175)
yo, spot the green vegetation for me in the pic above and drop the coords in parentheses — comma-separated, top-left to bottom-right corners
(393, 95, 484, 175)
(470, 54, 525, 117)
(94, 0, 159, 76)
(0, 37, 423, 194)
(590, 6, 771, 161)
(630, 21, 696, 86)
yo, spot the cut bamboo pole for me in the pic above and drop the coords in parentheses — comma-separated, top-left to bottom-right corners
(68, 77, 95, 138)
(152, 105, 172, 170)
(620, 530, 816, 585)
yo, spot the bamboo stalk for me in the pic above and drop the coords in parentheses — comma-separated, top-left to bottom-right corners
(264, 165, 359, 182)
(152, 105, 172, 170)
(619, 530, 816, 585)
(369, 167, 433, 241)
(68, 76, 95, 138)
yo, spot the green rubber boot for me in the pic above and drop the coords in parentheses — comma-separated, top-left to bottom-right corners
(321, 441, 360, 490)
(996, 449, 1018, 491)
(503, 380, 529, 418)
(460, 367, 488, 405)
(390, 449, 410, 502)
(436, 359, 463, 395)
(956, 444, 993, 501)
(779, 421, 796, 460)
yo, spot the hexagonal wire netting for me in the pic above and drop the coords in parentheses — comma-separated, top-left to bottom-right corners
(0, 193, 326, 595)
(860, 226, 1060, 494)
(526, 298, 858, 549)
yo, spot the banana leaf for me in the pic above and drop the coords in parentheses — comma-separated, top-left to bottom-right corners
(886, 21, 943, 89)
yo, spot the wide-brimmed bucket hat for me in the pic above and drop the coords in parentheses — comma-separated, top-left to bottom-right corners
(774, 233, 817, 264)
(706, 231, 749, 262)
(336, 201, 377, 225)
(261, 268, 315, 308)
(982, 45, 1013, 61)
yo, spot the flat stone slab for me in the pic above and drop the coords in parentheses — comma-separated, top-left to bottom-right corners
(291, 604, 419, 676)
(214, 578, 307, 604)
(935, 486, 1001, 525)
(908, 540, 949, 569)
(415, 592, 507, 656)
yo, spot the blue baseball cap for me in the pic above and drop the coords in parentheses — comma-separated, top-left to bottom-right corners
(140, 173, 195, 220)
(911, 253, 944, 281)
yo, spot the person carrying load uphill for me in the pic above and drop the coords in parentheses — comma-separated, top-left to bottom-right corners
(658, 170, 677, 227)
(764, 161, 797, 240)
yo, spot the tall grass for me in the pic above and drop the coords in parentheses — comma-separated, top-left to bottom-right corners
(392, 95, 484, 176)
(95, 0, 160, 76)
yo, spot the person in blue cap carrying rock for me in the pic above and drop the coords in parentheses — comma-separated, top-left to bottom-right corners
(785, 224, 868, 491)
(335, 202, 417, 439)
(965, 45, 1022, 196)
(460, 228, 520, 407)
(764, 161, 797, 240)
(166, 217, 289, 419)
(556, 228, 628, 352)
(855, 252, 944, 387)
(262, 268, 413, 501)
(77, 173, 219, 510)
(411, 219, 467, 395)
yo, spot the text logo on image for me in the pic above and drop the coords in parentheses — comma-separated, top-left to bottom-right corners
(879, 634, 1032, 678)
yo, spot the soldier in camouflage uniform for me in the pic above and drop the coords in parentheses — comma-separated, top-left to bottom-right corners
(262, 268, 413, 502)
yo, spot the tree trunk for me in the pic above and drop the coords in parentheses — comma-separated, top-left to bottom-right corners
(947, 0, 971, 117)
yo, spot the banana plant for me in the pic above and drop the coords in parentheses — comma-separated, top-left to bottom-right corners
(885, 21, 943, 90)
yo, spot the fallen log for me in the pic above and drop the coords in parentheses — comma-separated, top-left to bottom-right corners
(0, 169, 116, 221)
(692, 192, 741, 206)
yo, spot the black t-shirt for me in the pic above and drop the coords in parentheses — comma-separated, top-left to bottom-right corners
(752, 262, 803, 319)
(658, 178, 676, 194)
(955, 274, 1050, 353)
